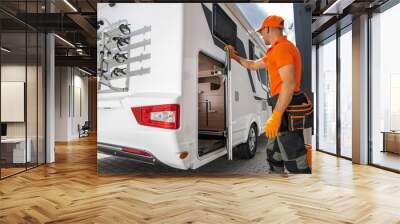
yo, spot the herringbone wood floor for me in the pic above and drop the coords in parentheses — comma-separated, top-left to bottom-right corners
(1, 135, 400, 224)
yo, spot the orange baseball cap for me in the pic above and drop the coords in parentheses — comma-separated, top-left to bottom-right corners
(255, 15, 284, 32)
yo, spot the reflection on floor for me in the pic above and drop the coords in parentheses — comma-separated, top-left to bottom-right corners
(1, 135, 400, 223)
(0, 167, 25, 178)
(0, 163, 45, 178)
(373, 151, 400, 171)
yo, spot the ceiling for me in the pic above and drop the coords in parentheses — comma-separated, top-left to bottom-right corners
(311, 0, 389, 41)
(0, 0, 104, 74)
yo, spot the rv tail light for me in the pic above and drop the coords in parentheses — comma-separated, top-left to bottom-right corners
(122, 147, 152, 157)
(131, 104, 180, 129)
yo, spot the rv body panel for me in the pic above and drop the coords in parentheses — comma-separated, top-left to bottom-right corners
(98, 3, 270, 170)
(98, 93, 191, 169)
(98, 4, 190, 169)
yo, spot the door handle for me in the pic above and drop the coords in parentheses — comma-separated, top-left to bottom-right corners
(207, 101, 216, 113)
(225, 48, 232, 72)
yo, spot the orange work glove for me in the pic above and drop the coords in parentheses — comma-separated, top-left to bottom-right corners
(224, 45, 235, 58)
(264, 111, 283, 139)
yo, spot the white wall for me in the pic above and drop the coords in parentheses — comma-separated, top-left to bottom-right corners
(1, 65, 34, 138)
(71, 73, 89, 138)
(1, 63, 46, 164)
(55, 67, 89, 141)
(55, 66, 69, 141)
(1, 82, 25, 122)
(1, 65, 26, 127)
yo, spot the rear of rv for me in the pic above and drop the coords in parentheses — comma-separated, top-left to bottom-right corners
(97, 3, 190, 169)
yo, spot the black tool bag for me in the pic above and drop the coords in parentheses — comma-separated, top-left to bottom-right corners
(267, 92, 313, 132)
(263, 70, 313, 131)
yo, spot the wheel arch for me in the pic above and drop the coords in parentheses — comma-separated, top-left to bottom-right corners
(244, 117, 259, 143)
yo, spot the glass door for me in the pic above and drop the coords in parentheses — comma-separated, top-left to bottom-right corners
(1, 31, 28, 178)
(0, 1, 47, 179)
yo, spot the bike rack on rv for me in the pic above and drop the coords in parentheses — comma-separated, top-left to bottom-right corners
(97, 18, 152, 93)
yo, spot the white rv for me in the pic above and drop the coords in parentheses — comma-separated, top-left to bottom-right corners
(97, 3, 271, 170)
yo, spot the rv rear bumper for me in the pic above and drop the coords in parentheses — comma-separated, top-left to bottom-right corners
(97, 142, 158, 165)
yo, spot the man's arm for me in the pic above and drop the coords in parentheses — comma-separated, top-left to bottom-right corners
(232, 55, 265, 71)
(273, 64, 296, 113)
(224, 45, 265, 71)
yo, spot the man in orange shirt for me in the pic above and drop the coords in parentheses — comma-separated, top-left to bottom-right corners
(225, 15, 311, 174)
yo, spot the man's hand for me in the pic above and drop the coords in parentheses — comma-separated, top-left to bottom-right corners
(224, 45, 236, 58)
(264, 111, 283, 138)
(224, 45, 265, 70)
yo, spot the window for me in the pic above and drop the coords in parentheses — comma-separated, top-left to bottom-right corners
(370, 3, 400, 171)
(339, 27, 352, 158)
(257, 54, 268, 88)
(249, 40, 255, 60)
(249, 40, 263, 83)
(212, 4, 237, 47)
(259, 66, 268, 86)
(317, 36, 337, 155)
(0, 1, 47, 179)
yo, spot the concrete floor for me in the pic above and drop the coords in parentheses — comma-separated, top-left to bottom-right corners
(98, 136, 273, 175)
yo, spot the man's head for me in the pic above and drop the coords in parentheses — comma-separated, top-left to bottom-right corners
(256, 15, 284, 46)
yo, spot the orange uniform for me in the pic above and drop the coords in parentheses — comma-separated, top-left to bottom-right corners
(262, 36, 302, 97)
(255, 15, 311, 174)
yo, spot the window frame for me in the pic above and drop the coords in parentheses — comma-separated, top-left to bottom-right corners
(212, 4, 237, 48)
(314, 22, 353, 160)
(368, 0, 400, 173)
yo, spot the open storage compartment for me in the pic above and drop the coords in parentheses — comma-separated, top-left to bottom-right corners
(198, 52, 226, 157)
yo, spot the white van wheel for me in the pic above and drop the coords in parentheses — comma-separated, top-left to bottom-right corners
(237, 124, 257, 159)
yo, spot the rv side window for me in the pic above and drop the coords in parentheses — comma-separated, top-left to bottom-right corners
(249, 40, 262, 81)
(212, 4, 237, 47)
(256, 68, 261, 82)
(248, 40, 255, 60)
(259, 67, 268, 87)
